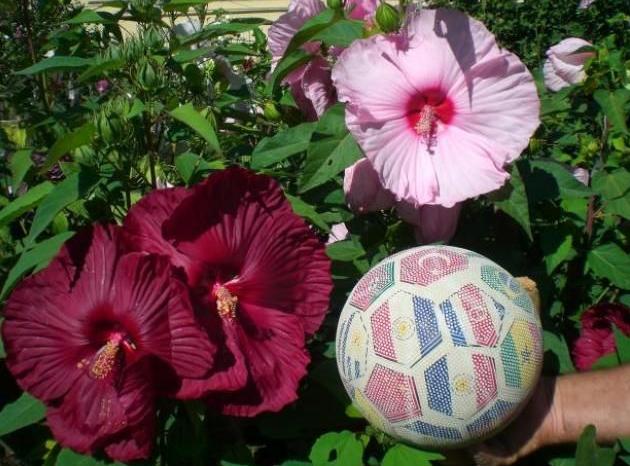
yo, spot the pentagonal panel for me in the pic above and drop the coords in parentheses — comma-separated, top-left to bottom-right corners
(400, 247, 468, 286)
(349, 261, 395, 310)
(466, 399, 515, 439)
(336, 310, 369, 386)
(364, 364, 421, 423)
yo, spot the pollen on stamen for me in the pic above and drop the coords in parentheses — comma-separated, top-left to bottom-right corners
(414, 105, 437, 138)
(214, 285, 238, 321)
(90, 340, 120, 379)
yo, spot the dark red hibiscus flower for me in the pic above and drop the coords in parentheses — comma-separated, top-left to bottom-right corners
(572, 303, 630, 371)
(2, 225, 212, 461)
(123, 167, 333, 416)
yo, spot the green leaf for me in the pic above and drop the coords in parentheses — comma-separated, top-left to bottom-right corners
(587, 243, 630, 290)
(286, 194, 329, 232)
(26, 169, 100, 246)
(64, 9, 114, 24)
(594, 89, 630, 134)
(493, 163, 532, 239)
(0, 232, 75, 300)
(543, 330, 576, 374)
(179, 20, 267, 46)
(0, 320, 5, 358)
(0, 182, 54, 226)
(174, 152, 223, 185)
(541, 228, 576, 274)
(549, 458, 575, 466)
(310, 19, 364, 47)
(284, 9, 338, 57)
(9, 148, 33, 192)
(78, 58, 125, 82)
(592, 169, 630, 200)
(170, 103, 220, 153)
(16, 56, 93, 75)
(251, 122, 317, 169)
(0, 393, 45, 437)
(56, 449, 123, 466)
(280, 462, 312, 466)
(299, 104, 362, 193)
(44, 123, 95, 172)
(575, 425, 598, 466)
(591, 352, 620, 370)
(266, 50, 312, 95)
(163, 0, 212, 11)
(309, 431, 363, 466)
(614, 325, 630, 363)
(326, 240, 365, 262)
(524, 160, 592, 201)
(173, 48, 212, 64)
(381, 444, 444, 466)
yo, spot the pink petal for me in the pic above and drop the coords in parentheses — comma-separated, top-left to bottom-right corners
(268, 0, 326, 60)
(343, 158, 395, 212)
(327, 223, 349, 244)
(450, 51, 540, 164)
(347, 0, 378, 20)
(543, 38, 594, 91)
(301, 57, 335, 117)
(332, 34, 417, 122)
(396, 202, 462, 243)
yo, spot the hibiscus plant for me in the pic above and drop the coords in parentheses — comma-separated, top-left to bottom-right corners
(0, 0, 630, 465)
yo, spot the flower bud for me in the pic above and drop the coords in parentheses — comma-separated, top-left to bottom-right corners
(327, 0, 344, 10)
(137, 61, 157, 90)
(263, 102, 282, 121)
(375, 2, 400, 33)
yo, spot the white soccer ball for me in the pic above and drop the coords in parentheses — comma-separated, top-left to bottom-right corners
(335, 246, 543, 448)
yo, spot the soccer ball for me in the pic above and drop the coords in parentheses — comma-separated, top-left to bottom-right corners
(335, 246, 543, 448)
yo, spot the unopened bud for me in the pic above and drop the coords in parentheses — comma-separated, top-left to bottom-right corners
(263, 102, 281, 121)
(375, 2, 400, 33)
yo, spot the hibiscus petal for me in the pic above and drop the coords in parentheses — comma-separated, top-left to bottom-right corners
(450, 51, 540, 164)
(347, 0, 377, 20)
(268, 0, 325, 59)
(396, 202, 462, 243)
(301, 57, 335, 118)
(344, 158, 395, 213)
(2, 225, 123, 402)
(332, 34, 416, 122)
(211, 304, 309, 417)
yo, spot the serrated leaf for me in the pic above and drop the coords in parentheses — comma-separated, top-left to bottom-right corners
(0, 393, 45, 437)
(44, 123, 95, 172)
(0, 182, 54, 226)
(0, 231, 75, 300)
(299, 104, 362, 193)
(170, 103, 220, 153)
(309, 431, 363, 466)
(173, 47, 212, 63)
(26, 168, 100, 246)
(286, 194, 329, 232)
(591, 169, 630, 200)
(587, 243, 630, 290)
(9, 149, 33, 192)
(594, 89, 630, 134)
(266, 50, 312, 95)
(251, 122, 317, 169)
(326, 240, 365, 261)
(543, 330, 576, 374)
(381, 444, 444, 466)
(310, 19, 364, 47)
(494, 163, 532, 239)
(541, 228, 575, 274)
(16, 56, 93, 75)
(524, 160, 592, 201)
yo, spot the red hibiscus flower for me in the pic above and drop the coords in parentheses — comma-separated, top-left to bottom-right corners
(123, 167, 333, 416)
(572, 303, 630, 371)
(2, 225, 212, 461)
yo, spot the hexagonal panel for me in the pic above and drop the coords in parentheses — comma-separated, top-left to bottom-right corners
(430, 349, 498, 421)
(466, 399, 515, 438)
(350, 261, 395, 310)
(500, 319, 543, 391)
(400, 247, 468, 286)
(481, 265, 534, 314)
(364, 364, 421, 423)
(439, 284, 503, 348)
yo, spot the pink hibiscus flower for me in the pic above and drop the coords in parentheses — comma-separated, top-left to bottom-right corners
(332, 8, 540, 208)
(572, 303, 630, 371)
(2, 225, 211, 461)
(344, 158, 461, 243)
(123, 167, 332, 416)
(268, 0, 377, 119)
(543, 38, 594, 92)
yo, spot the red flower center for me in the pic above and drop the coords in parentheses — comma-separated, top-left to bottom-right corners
(211, 283, 238, 321)
(406, 89, 455, 146)
(84, 331, 137, 380)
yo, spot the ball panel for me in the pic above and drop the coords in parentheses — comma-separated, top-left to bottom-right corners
(349, 261, 395, 310)
(400, 248, 468, 286)
(363, 364, 422, 423)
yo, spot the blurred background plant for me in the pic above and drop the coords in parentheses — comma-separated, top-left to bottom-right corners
(1, 0, 630, 465)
